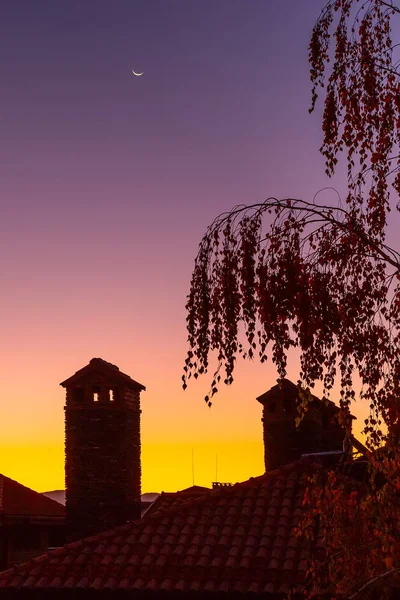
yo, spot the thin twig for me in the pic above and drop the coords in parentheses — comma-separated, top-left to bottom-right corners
(347, 567, 400, 599)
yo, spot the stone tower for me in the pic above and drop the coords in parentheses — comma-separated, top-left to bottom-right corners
(60, 358, 145, 541)
(257, 379, 347, 472)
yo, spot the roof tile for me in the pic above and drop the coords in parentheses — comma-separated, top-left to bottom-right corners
(0, 459, 326, 595)
(89, 576, 103, 590)
(48, 576, 64, 589)
(103, 576, 117, 589)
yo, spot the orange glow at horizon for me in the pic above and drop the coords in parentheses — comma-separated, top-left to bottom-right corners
(0, 442, 265, 495)
(0, 350, 369, 495)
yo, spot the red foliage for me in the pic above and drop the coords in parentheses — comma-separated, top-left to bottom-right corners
(309, 0, 400, 237)
(184, 1, 400, 596)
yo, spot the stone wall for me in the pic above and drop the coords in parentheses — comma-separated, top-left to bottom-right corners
(65, 394, 141, 541)
(259, 381, 347, 472)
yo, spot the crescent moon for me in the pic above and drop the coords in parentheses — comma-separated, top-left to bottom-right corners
(132, 70, 144, 76)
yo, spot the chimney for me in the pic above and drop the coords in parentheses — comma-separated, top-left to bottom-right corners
(257, 379, 348, 472)
(60, 358, 146, 541)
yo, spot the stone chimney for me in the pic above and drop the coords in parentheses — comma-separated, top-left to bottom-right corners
(257, 379, 348, 472)
(60, 358, 145, 541)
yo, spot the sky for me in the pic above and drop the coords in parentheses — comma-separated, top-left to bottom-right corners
(1, 0, 396, 494)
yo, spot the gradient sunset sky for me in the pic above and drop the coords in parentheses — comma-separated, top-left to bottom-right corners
(2, 0, 397, 494)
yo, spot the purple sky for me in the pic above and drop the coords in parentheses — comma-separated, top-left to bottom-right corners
(1, 1, 388, 492)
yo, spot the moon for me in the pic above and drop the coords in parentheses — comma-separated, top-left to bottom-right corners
(132, 70, 144, 76)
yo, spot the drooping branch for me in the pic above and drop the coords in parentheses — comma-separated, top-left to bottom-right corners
(207, 198, 400, 270)
(183, 4, 400, 596)
(376, 1, 400, 14)
(310, 0, 400, 236)
(348, 568, 399, 599)
(184, 196, 400, 449)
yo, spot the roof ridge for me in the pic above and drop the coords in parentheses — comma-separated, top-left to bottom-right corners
(0, 550, 52, 580)
(145, 457, 320, 521)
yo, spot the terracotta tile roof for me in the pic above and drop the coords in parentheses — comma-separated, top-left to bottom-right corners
(0, 460, 321, 596)
(0, 474, 64, 518)
(144, 485, 212, 517)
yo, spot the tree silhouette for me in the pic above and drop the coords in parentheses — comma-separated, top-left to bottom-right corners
(184, 1, 400, 597)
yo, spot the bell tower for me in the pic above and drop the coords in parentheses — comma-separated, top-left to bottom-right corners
(257, 379, 347, 472)
(61, 358, 145, 541)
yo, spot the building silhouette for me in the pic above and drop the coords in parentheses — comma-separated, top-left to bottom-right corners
(0, 475, 64, 571)
(61, 358, 145, 541)
(257, 379, 347, 471)
(0, 374, 371, 597)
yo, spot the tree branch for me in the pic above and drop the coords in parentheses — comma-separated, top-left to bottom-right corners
(347, 567, 400, 599)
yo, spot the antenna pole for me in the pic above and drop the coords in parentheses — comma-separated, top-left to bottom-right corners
(216, 454, 218, 482)
(192, 448, 195, 486)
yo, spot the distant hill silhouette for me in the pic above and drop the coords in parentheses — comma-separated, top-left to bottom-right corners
(42, 490, 65, 505)
(42, 490, 160, 506)
(140, 493, 160, 502)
